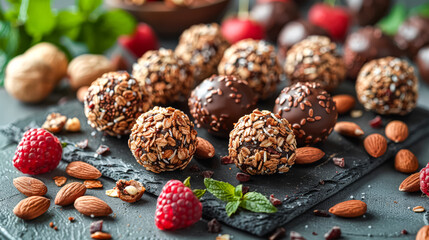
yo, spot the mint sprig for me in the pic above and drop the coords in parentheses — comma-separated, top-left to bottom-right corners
(204, 178, 277, 217)
(183, 177, 206, 200)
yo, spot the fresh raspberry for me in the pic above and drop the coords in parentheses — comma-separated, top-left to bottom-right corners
(155, 180, 202, 230)
(308, 3, 350, 40)
(420, 164, 429, 196)
(13, 128, 62, 175)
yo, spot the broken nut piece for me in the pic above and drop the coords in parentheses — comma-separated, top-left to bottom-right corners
(65, 117, 81, 132)
(42, 113, 67, 133)
(115, 179, 145, 203)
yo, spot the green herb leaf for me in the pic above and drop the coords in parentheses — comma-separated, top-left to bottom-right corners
(377, 4, 408, 35)
(77, 0, 102, 17)
(193, 189, 206, 199)
(55, 10, 84, 40)
(234, 184, 243, 199)
(240, 192, 277, 213)
(204, 178, 236, 202)
(183, 177, 191, 188)
(25, 0, 55, 40)
(61, 142, 68, 148)
(410, 3, 429, 17)
(226, 200, 241, 217)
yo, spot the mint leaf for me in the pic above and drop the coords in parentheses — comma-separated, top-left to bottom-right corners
(240, 192, 277, 213)
(25, 0, 55, 39)
(204, 178, 236, 202)
(183, 177, 191, 188)
(193, 189, 206, 199)
(226, 200, 241, 217)
(61, 142, 68, 148)
(234, 184, 243, 199)
(97, 10, 136, 37)
(77, 0, 102, 17)
(377, 4, 408, 35)
(410, 3, 429, 17)
(55, 10, 83, 40)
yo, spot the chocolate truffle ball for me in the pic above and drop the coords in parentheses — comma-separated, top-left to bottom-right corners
(84, 71, 152, 136)
(175, 23, 230, 83)
(129, 106, 198, 173)
(188, 75, 257, 137)
(285, 36, 346, 91)
(346, 0, 390, 26)
(417, 46, 429, 84)
(218, 39, 282, 100)
(356, 57, 418, 115)
(250, 0, 299, 41)
(395, 16, 429, 59)
(229, 109, 297, 175)
(344, 26, 401, 79)
(132, 48, 193, 105)
(273, 82, 337, 146)
(277, 20, 328, 62)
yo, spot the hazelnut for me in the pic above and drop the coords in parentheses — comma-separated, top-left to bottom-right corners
(67, 54, 115, 90)
(25, 42, 68, 84)
(65, 117, 81, 132)
(115, 179, 145, 203)
(5, 55, 56, 103)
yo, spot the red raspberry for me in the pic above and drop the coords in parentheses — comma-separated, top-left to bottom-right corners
(13, 128, 62, 175)
(155, 180, 202, 230)
(308, 3, 350, 41)
(420, 164, 429, 196)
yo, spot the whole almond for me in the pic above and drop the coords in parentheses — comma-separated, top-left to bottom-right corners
(417, 225, 429, 240)
(295, 147, 325, 164)
(334, 122, 364, 137)
(13, 196, 50, 220)
(329, 200, 367, 218)
(385, 120, 408, 143)
(74, 196, 112, 217)
(66, 161, 102, 179)
(195, 137, 215, 159)
(394, 149, 418, 173)
(363, 133, 387, 158)
(55, 182, 87, 206)
(333, 94, 355, 114)
(399, 172, 420, 192)
(13, 177, 47, 197)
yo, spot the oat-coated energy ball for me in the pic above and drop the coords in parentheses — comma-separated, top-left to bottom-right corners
(356, 57, 418, 115)
(129, 107, 198, 173)
(284, 36, 346, 91)
(188, 75, 257, 137)
(132, 48, 194, 105)
(218, 39, 282, 100)
(229, 109, 297, 175)
(273, 82, 337, 146)
(84, 71, 152, 136)
(175, 23, 230, 83)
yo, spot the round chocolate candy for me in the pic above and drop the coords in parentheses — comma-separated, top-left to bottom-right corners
(346, 0, 390, 26)
(229, 109, 297, 175)
(129, 106, 198, 173)
(284, 36, 346, 91)
(188, 75, 257, 137)
(417, 46, 429, 84)
(273, 82, 337, 146)
(344, 26, 401, 79)
(250, 0, 299, 41)
(84, 71, 152, 136)
(356, 57, 418, 115)
(395, 16, 429, 59)
(277, 20, 328, 62)
(218, 39, 282, 100)
(175, 23, 230, 83)
(132, 48, 193, 105)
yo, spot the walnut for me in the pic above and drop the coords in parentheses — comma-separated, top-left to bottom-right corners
(67, 54, 115, 90)
(5, 55, 56, 103)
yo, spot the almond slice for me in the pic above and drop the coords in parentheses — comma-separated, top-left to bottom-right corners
(13, 176, 47, 197)
(66, 161, 102, 180)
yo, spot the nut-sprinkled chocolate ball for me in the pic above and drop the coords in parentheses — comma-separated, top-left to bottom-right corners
(344, 26, 401, 79)
(395, 16, 429, 59)
(132, 48, 193, 105)
(129, 106, 198, 173)
(285, 36, 346, 91)
(218, 39, 282, 100)
(188, 75, 257, 137)
(273, 82, 337, 146)
(356, 57, 418, 115)
(346, 0, 390, 26)
(84, 71, 152, 136)
(229, 109, 297, 175)
(250, 0, 299, 41)
(417, 46, 429, 84)
(175, 23, 230, 83)
(277, 20, 328, 62)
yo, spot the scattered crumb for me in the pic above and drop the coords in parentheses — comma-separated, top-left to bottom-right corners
(105, 189, 118, 198)
(84, 180, 103, 189)
(53, 176, 67, 187)
(54, 226, 58, 231)
(49, 222, 54, 228)
(350, 110, 363, 118)
(68, 217, 75, 222)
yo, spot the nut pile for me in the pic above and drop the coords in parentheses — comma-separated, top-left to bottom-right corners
(228, 109, 297, 175)
(129, 106, 198, 173)
(84, 71, 152, 136)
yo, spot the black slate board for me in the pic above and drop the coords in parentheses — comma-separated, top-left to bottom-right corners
(2, 85, 429, 237)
